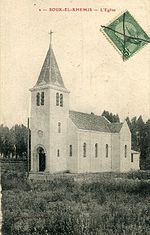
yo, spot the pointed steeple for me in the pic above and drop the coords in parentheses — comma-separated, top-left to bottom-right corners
(36, 32, 66, 88)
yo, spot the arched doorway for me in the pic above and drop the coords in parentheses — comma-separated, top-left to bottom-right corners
(37, 147, 46, 172)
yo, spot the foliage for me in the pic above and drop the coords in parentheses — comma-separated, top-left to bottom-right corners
(2, 171, 150, 235)
(0, 124, 29, 158)
(1, 171, 30, 191)
(102, 110, 120, 123)
(126, 116, 150, 169)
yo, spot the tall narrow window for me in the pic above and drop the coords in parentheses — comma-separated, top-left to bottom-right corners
(83, 143, 86, 157)
(131, 153, 133, 162)
(36, 92, 40, 106)
(57, 149, 60, 157)
(106, 144, 108, 158)
(58, 122, 61, 133)
(125, 145, 127, 158)
(41, 92, 44, 105)
(56, 93, 59, 106)
(69, 145, 72, 157)
(60, 94, 63, 107)
(95, 143, 98, 158)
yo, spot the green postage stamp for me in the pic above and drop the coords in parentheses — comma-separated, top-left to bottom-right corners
(101, 11, 150, 60)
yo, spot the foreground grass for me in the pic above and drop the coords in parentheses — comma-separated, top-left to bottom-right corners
(2, 171, 150, 235)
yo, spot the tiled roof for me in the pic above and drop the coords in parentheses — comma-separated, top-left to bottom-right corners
(108, 123, 123, 133)
(69, 110, 123, 133)
(36, 47, 66, 88)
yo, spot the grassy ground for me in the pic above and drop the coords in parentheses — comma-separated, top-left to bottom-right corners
(1, 170, 150, 235)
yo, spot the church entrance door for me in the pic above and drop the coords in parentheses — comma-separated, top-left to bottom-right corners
(38, 147, 46, 172)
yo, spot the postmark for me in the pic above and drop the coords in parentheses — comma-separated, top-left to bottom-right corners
(101, 11, 150, 60)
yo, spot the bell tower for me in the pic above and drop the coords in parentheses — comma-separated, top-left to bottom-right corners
(29, 32, 70, 175)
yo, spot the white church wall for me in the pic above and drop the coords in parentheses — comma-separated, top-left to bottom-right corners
(49, 86, 69, 115)
(111, 134, 120, 171)
(77, 130, 91, 173)
(30, 87, 50, 172)
(48, 87, 69, 173)
(120, 122, 132, 172)
(100, 133, 112, 171)
(67, 119, 78, 173)
(77, 130, 112, 173)
(130, 152, 140, 170)
(90, 133, 103, 173)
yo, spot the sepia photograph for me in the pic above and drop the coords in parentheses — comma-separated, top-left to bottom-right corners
(0, 0, 150, 234)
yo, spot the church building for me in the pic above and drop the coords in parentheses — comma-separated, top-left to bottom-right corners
(29, 37, 139, 179)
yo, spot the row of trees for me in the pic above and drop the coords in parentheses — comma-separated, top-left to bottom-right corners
(0, 124, 28, 158)
(126, 116, 150, 169)
(102, 111, 150, 169)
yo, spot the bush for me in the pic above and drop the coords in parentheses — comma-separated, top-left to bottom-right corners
(30, 176, 76, 192)
(126, 170, 150, 180)
(2, 171, 150, 235)
(1, 171, 31, 191)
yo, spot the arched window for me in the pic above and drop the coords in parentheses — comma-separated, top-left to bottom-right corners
(56, 93, 59, 106)
(36, 92, 40, 106)
(95, 143, 98, 158)
(57, 149, 60, 157)
(69, 145, 72, 157)
(125, 145, 127, 158)
(131, 153, 133, 162)
(83, 143, 86, 157)
(58, 122, 61, 133)
(60, 94, 63, 107)
(41, 92, 44, 105)
(106, 144, 108, 158)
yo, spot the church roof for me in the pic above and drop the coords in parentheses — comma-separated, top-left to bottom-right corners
(69, 111, 123, 133)
(36, 47, 66, 88)
(108, 123, 123, 133)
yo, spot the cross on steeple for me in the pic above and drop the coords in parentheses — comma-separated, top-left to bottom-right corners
(36, 30, 66, 88)
(49, 30, 54, 48)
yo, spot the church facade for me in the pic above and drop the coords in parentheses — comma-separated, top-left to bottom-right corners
(29, 43, 139, 178)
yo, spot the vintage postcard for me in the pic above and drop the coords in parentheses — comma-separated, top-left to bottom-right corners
(0, 0, 150, 234)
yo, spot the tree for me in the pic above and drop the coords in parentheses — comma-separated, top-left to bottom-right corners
(102, 110, 120, 123)
(12, 124, 28, 157)
(125, 115, 150, 169)
(0, 125, 12, 157)
(125, 117, 132, 130)
(0, 124, 28, 158)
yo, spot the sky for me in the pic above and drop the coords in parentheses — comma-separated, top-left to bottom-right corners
(0, 0, 150, 127)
